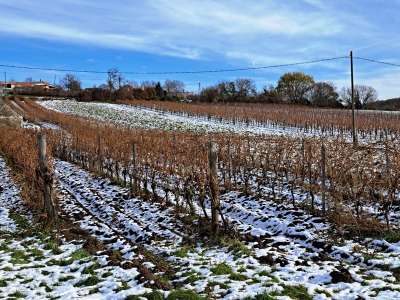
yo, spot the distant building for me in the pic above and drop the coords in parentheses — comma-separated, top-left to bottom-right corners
(0, 81, 55, 94)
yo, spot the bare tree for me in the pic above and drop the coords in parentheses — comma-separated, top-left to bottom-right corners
(60, 74, 81, 93)
(234, 78, 257, 99)
(163, 80, 185, 97)
(141, 81, 157, 88)
(107, 68, 123, 92)
(340, 85, 378, 109)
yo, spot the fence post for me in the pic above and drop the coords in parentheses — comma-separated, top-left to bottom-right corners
(37, 132, 57, 224)
(208, 141, 220, 236)
(321, 142, 327, 214)
(97, 134, 102, 173)
(131, 143, 137, 194)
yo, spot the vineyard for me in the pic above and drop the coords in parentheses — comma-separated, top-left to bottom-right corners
(1, 98, 400, 299)
(116, 99, 400, 140)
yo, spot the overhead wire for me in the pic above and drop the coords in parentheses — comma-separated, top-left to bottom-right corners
(0, 56, 348, 75)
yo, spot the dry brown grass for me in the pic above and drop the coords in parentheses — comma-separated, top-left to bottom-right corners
(119, 99, 400, 138)
(14, 100, 400, 233)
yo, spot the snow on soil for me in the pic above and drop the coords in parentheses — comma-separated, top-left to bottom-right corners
(55, 159, 400, 299)
(39, 100, 331, 137)
(0, 157, 150, 299)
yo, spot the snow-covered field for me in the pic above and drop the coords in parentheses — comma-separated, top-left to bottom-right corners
(51, 159, 400, 299)
(0, 157, 151, 300)
(4, 100, 400, 299)
(39, 100, 329, 137)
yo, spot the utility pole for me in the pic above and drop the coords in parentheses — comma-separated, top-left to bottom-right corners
(198, 82, 201, 95)
(3, 72, 6, 97)
(350, 51, 357, 147)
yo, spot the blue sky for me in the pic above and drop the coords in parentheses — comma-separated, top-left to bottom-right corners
(0, 0, 399, 99)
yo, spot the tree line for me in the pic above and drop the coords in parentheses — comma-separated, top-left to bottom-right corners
(18, 68, 378, 109)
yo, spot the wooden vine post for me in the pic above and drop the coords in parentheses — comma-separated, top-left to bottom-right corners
(131, 142, 137, 194)
(97, 134, 102, 173)
(208, 141, 220, 236)
(320, 142, 327, 214)
(37, 132, 57, 225)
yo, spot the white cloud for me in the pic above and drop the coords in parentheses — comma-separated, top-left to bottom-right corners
(0, 0, 399, 97)
(0, 0, 346, 62)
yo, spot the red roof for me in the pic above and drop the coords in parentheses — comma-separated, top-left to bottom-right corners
(0, 81, 53, 88)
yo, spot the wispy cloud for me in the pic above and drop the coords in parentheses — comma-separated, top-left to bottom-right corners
(0, 0, 349, 62)
(0, 0, 399, 97)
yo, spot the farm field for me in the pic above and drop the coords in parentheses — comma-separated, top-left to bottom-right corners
(39, 99, 400, 142)
(1, 99, 400, 299)
(39, 100, 318, 137)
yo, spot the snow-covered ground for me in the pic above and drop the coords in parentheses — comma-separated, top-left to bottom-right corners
(39, 100, 333, 137)
(0, 157, 151, 299)
(53, 159, 400, 299)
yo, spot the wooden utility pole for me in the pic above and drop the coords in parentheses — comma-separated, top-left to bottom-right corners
(37, 133, 57, 224)
(350, 51, 358, 147)
(208, 141, 220, 236)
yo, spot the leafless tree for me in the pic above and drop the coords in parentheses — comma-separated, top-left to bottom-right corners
(235, 78, 257, 98)
(107, 68, 124, 92)
(340, 85, 378, 108)
(60, 74, 81, 93)
(163, 79, 185, 96)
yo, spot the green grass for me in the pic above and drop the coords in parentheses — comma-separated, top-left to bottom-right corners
(229, 273, 248, 281)
(143, 290, 164, 300)
(211, 263, 233, 275)
(70, 248, 90, 260)
(0, 279, 7, 287)
(166, 289, 205, 300)
(101, 271, 113, 278)
(10, 250, 30, 264)
(237, 266, 247, 273)
(243, 293, 278, 300)
(280, 285, 312, 300)
(44, 239, 62, 255)
(184, 274, 202, 284)
(125, 296, 141, 300)
(74, 276, 101, 287)
(384, 231, 400, 243)
(0, 242, 10, 252)
(9, 213, 30, 230)
(59, 275, 76, 282)
(82, 262, 101, 275)
(174, 245, 193, 258)
(221, 238, 252, 257)
(30, 248, 44, 259)
(48, 258, 73, 267)
(258, 270, 269, 277)
(315, 289, 332, 298)
(39, 282, 52, 293)
(8, 291, 25, 298)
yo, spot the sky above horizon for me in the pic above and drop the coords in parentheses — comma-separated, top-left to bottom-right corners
(0, 0, 399, 99)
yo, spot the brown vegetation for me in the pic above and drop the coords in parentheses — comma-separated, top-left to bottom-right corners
(119, 99, 400, 138)
(14, 100, 400, 235)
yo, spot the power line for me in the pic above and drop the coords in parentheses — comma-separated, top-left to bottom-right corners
(0, 56, 348, 75)
(355, 57, 400, 68)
